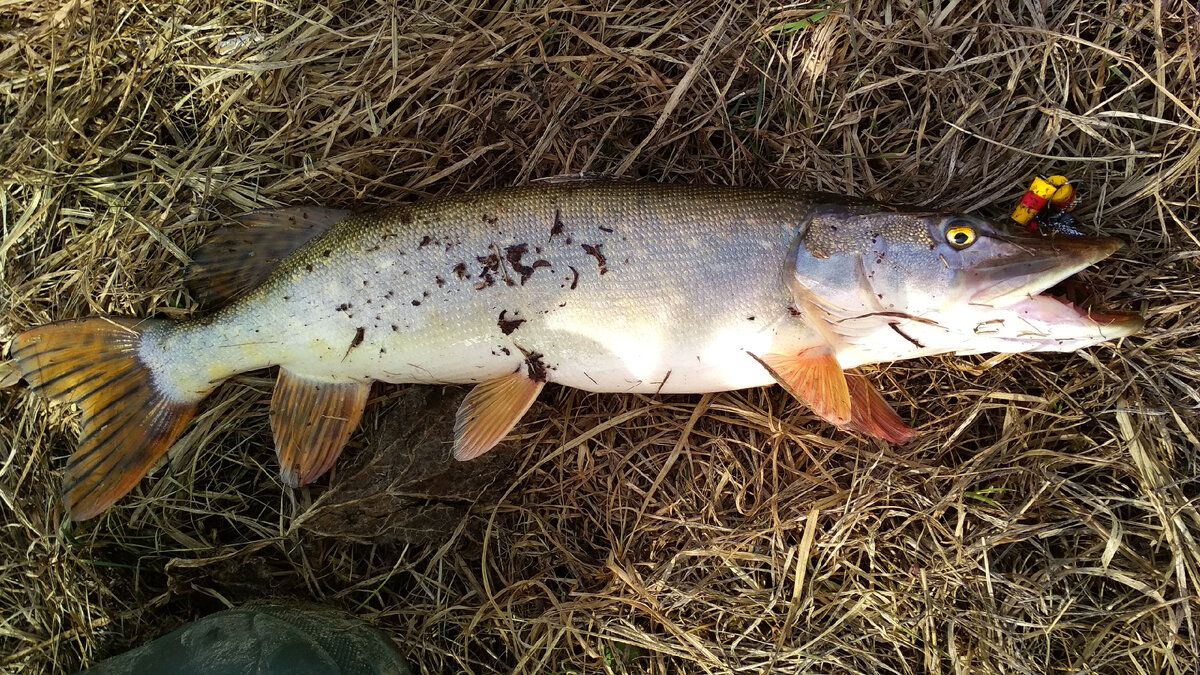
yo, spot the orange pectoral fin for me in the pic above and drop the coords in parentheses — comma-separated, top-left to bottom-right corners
(453, 371, 545, 461)
(752, 347, 852, 426)
(270, 369, 371, 487)
(843, 373, 916, 445)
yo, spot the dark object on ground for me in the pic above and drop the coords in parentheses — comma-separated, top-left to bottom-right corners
(80, 604, 411, 675)
(296, 386, 518, 544)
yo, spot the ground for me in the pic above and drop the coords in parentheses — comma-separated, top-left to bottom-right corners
(1, 1, 1198, 673)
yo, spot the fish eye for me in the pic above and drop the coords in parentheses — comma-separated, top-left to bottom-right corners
(944, 221, 977, 249)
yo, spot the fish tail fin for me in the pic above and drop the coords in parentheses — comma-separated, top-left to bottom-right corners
(10, 318, 202, 520)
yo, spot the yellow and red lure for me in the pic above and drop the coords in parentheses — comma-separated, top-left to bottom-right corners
(1011, 175, 1083, 235)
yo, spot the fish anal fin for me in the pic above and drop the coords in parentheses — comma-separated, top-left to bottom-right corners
(843, 373, 916, 444)
(10, 318, 200, 520)
(186, 207, 349, 310)
(270, 369, 370, 487)
(453, 371, 545, 461)
(754, 347, 851, 426)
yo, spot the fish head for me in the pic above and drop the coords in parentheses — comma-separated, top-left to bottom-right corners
(788, 206, 1142, 364)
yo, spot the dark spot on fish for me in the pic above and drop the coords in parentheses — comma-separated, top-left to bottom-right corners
(482, 213, 498, 226)
(475, 250, 502, 288)
(379, 347, 386, 354)
(412, 299, 421, 306)
(433, 275, 444, 287)
(419, 235, 432, 248)
(391, 324, 399, 331)
(403, 270, 410, 276)
(362, 280, 369, 286)
(558, 302, 566, 308)
(789, 306, 802, 317)
(282, 296, 290, 301)
(399, 212, 412, 225)
(504, 243, 553, 285)
(599, 226, 613, 233)
(747, 316, 755, 321)
(565, 237, 572, 245)
(623, 258, 629, 264)
(305, 264, 314, 272)
(534, 246, 542, 254)
(569, 266, 579, 290)
(453, 262, 469, 279)
(525, 351, 548, 382)
(322, 249, 331, 258)
(477, 252, 500, 273)
(384, 291, 394, 299)
(498, 310, 525, 335)
(336, 303, 352, 312)
(499, 346, 511, 356)
(889, 322, 924, 348)
(344, 327, 365, 358)
(422, 291, 429, 297)
(367, 245, 380, 252)
(550, 209, 565, 240)
(654, 370, 673, 396)
(581, 244, 608, 275)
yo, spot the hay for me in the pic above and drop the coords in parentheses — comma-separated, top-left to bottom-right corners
(1, 0, 1197, 672)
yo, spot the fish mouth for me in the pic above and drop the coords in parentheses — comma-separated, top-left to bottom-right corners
(967, 232, 1143, 336)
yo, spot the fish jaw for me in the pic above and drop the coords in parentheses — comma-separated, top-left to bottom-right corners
(953, 294, 1144, 354)
(949, 232, 1143, 353)
(962, 233, 1123, 308)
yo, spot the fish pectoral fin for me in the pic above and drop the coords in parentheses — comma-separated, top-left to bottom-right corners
(9, 318, 200, 520)
(753, 347, 852, 426)
(843, 373, 916, 445)
(270, 369, 371, 487)
(453, 371, 545, 461)
(185, 206, 349, 310)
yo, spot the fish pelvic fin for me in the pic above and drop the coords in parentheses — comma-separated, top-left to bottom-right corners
(843, 373, 916, 444)
(453, 371, 545, 461)
(752, 347, 852, 426)
(10, 318, 200, 520)
(270, 369, 371, 488)
(186, 206, 349, 310)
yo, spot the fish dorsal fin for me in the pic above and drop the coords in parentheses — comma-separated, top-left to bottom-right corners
(751, 347, 852, 426)
(270, 368, 370, 487)
(844, 373, 915, 444)
(453, 370, 545, 461)
(186, 207, 349, 310)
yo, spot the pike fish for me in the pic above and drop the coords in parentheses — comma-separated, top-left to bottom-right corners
(10, 182, 1142, 519)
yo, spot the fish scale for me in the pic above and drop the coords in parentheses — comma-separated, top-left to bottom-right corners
(155, 183, 822, 396)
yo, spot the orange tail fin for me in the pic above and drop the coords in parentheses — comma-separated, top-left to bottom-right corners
(10, 318, 199, 520)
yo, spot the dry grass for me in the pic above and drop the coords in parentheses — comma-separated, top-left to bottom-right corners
(1, 0, 1198, 672)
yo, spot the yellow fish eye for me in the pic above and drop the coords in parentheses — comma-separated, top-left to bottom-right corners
(945, 223, 977, 249)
